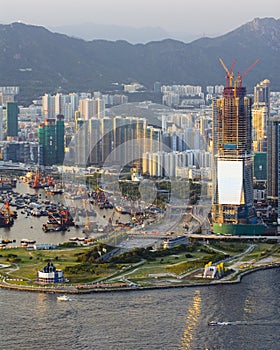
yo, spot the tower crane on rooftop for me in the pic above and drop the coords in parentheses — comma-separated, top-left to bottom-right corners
(235, 59, 260, 88)
(219, 58, 236, 87)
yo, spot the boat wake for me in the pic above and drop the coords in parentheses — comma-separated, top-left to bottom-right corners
(208, 320, 280, 326)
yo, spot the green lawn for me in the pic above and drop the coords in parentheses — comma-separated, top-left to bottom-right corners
(241, 244, 280, 262)
(1, 242, 279, 287)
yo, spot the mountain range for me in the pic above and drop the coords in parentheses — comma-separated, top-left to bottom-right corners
(48, 23, 203, 44)
(48, 23, 172, 44)
(0, 17, 279, 105)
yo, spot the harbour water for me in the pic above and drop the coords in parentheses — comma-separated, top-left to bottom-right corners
(0, 268, 279, 350)
(0, 181, 130, 246)
(1, 180, 280, 349)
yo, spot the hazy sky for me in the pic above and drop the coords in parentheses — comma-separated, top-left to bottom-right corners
(1, 0, 279, 36)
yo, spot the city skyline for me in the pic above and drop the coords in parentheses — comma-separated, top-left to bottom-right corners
(1, 1, 279, 40)
(0, 3, 279, 350)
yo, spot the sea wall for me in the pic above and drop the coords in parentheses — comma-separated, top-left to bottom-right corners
(1, 263, 279, 294)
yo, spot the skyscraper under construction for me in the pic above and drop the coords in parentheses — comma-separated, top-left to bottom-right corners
(212, 60, 265, 235)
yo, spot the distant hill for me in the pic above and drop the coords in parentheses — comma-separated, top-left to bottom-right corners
(0, 17, 278, 104)
(48, 23, 170, 44)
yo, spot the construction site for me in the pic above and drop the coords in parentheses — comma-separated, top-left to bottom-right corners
(211, 59, 266, 235)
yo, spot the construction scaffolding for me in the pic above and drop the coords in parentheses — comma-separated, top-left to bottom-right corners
(212, 59, 260, 230)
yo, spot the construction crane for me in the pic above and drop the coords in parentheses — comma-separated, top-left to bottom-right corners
(235, 59, 260, 87)
(219, 58, 236, 87)
(108, 210, 115, 225)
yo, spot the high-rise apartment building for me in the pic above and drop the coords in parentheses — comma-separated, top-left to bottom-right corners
(254, 79, 270, 109)
(0, 106, 3, 141)
(253, 152, 267, 181)
(212, 69, 265, 235)
(101, 117, 114, 163)
(68, 115, 161, 169)
(266, 117, 280, 223)
(146, 126, 162, 154)
(278, 122, 280, 223)
(75, 119, 89, 166)
(0, 86, 19, 105)
(252, 107, 268, 152)
(56, 114, 65, 164)
(6, 101, 19, 138)
(267, 116, 280, 201)
(252, 79, 270, 153)
(79, 98, 95, 120)
(38, 115, 65, 166)
(38, 118, 56, 165)
(89, 118, 101, 165)
(79, 97, 105, 120)
(123, 117, 146, 168)
(42, 94, 56, 118)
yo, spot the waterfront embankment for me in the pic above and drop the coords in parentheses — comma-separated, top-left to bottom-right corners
(1, 262, 279, 294)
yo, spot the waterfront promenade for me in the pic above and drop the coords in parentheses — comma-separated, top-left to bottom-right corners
(1, 246, 279, 294)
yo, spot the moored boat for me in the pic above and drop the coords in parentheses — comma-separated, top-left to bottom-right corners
(20, 238, 36, 246)
(42, 223, 66, 232)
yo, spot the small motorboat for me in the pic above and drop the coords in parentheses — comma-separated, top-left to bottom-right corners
(57, 295, 71, 301)
(208, 321, 229, 326)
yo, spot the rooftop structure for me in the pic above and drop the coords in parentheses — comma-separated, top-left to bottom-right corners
(37, 262, 64, 284)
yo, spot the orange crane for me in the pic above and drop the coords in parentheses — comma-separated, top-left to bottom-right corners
(219, 58, 236, 87)
(32, 169, 42, 188)
(0, 199, 14, 226)
(108, 210, 115, 225)
(4, 198, 10, 215)
(84, 211, 90, 232)
(235, 59, 260, 87)
(46, 176, 54, 187)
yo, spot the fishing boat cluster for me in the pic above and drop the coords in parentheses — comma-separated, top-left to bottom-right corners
(0, 171, 165, 248)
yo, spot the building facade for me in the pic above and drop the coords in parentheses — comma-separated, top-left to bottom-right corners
(37, 262, 64, 284)
(252, 79, 270, 153)
(38, 115, 65, 166)
(212, 75, 265, 235)
(267, 117, 280, 201)
(6, 102, 19, 138)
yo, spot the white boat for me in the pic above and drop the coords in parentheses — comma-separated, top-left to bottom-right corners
(57, 295, 71, 301)
(208, 321, 229, 326)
